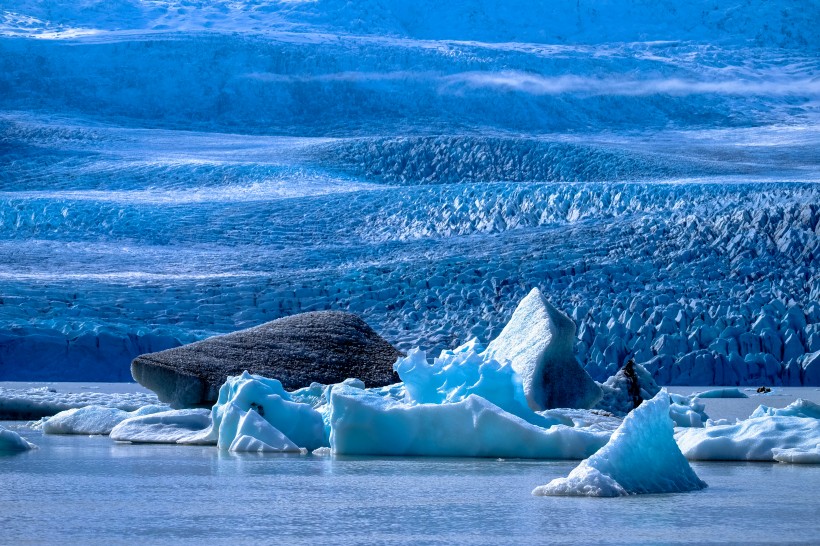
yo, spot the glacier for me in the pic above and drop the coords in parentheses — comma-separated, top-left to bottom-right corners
(1, 0, 819, 389)
(533, 390, 707, 496)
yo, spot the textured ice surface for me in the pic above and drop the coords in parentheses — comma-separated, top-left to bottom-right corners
(0, 424, 36, 451)
(771, 447, 820, 464)
(534, 390, 707, 496)
(0, 385, 161, 420)
(484, 288, 601, 410)
(42, 404, 167, 435)
(329, 385, 610, 458)
(668, 393, 709, 428)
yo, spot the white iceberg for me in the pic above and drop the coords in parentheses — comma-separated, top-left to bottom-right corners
(749, 398, 820, 419)
(43, 404, 168, 435)
(0, 425, 37, 452)
(484, 288, 601, 410)
(329, 385, 609, 459)
(668, 393, 709, 428)
(533, 390, 707, 497)
(110, 409, 213, 444)
(676, 416, 820, 461)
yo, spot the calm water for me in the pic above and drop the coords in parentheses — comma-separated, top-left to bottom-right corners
(2, 422, 819, 545)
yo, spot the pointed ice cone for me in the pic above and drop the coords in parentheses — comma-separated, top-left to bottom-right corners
(533, 389, 707, 496)
(484, 288, 601, 410)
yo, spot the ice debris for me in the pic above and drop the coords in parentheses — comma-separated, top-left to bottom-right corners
(43, 404, 168, 435)
(0, 386, 161, 420)
(484, 288, 602, 410)
(749, 398, 820, 419)
(0, 424, 36, 452)
(533, 390, 707, 497)
(668, 393, 709, 428)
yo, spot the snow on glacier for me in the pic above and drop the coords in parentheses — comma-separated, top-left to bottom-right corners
(533, 390, 707, 497)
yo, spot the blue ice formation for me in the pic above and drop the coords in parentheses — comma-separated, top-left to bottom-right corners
(484, 288, 602, 410)
(533, 390, 707, 497)
(676, 402, 820, 462)
(694, 388, 748, 399)
(328, 384, 609, 459)
(188, 371, 327, 451)
(0, 425, 36, 452)
(43, 404, 167, 435)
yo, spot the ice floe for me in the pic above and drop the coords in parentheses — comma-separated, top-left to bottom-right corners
(694, 388, 748, 399)
(533, 390, 707, 496)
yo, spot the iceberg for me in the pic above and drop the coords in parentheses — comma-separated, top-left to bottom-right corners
(694, 388, 748, 399)
(329, 385, 610, 459)
(0, 425, 36, 452)
(110, 409, 213, 444)
(595, 359, 660, 416)
(668, 393, 709, 428)
(533, 390, 707, 496)
(749, 398, 820, 419)
(676, 417, 820, 461)
(185, 372, 327, 450)
(43, 404, 168, 435)
(484, 288, 602, 410)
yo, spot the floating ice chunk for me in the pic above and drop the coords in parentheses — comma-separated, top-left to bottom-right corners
(311, 446, 333, 456)
(533, 390, 707, 497)
(772, 446, 820, 464)
(0, 386, 161, 420)
(595, 360, 660, 416)
(43, 404, 168, 435)
(186, 372, 326, 450)
(694, 388, 748, 399)
(676, 416, 820, 461)
(329, 385, 610, 458)
(484, 288, 602, 410)
(668, 393, 708, 428)
(394, 342, 557, 427)
(749, 398, 820, 419)
(0, 425, 36, 452)
(227, 409, 301, 453)
(110, 409, 213, 444)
